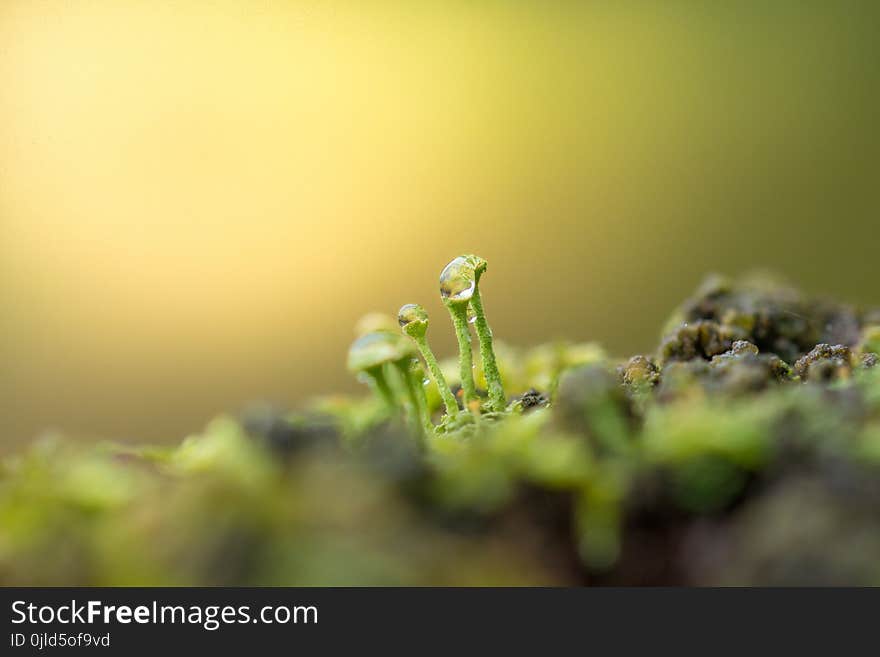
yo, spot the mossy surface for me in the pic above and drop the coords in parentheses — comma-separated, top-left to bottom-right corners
(2, 275, 880, 585)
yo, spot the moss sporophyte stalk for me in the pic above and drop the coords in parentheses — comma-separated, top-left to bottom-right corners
(439, 257, 480, 410)
(439, 255, 506, 412)
(461, 256, 506, 412)
(398, 303, 460, 419)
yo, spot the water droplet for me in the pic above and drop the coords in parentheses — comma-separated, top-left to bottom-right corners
(439, 256, 476, 302)
(347, 331, 416, 372)
(423, 378, 431, 386)
(467, 306, 477, 324)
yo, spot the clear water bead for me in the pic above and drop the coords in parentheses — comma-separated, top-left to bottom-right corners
(439, 256, 476, 302)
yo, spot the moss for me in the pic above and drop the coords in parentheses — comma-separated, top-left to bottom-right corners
(618, 355, 660, 394)
(793, 344, 853, 382)
(511, 388, 549, 413)
(3, 273, 880, 585)
(658, 320, 747, 364)
(668, 273, 862, 363)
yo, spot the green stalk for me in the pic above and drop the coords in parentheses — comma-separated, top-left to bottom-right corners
(366, 366, 396, 410)
(469, 285, 506, 411)
(387, 362, 426, 441)
(400, 363, 434, 438)
(413, 335, 459, 416)
(445, 301, 477, 406)
(392, 362, 430, 441)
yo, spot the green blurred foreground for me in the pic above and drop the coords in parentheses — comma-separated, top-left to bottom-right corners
(2, 275, 880, 585)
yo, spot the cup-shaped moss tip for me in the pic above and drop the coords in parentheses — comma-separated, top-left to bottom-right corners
(464, 254, 487, 281)
(398, 303, 429, 339)
(347, 331, 416, 374)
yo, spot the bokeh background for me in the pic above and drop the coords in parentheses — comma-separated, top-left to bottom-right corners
(1, 0, 878, 450)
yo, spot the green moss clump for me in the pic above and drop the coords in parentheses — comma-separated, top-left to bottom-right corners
(2, 272, 880, 585)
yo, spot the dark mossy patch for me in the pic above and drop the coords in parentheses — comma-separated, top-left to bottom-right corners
(669, 274, 864, 363)
(794, 343, 853, 382)
(658, 320, 747, 364)
(516, 388, 550, 412)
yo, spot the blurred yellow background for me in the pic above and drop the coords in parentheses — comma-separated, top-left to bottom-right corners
(1, 1, 878, 448)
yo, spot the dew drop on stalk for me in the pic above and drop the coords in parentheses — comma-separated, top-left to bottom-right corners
(467, 306, 477, 324)
(439, 256, 476, 303)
